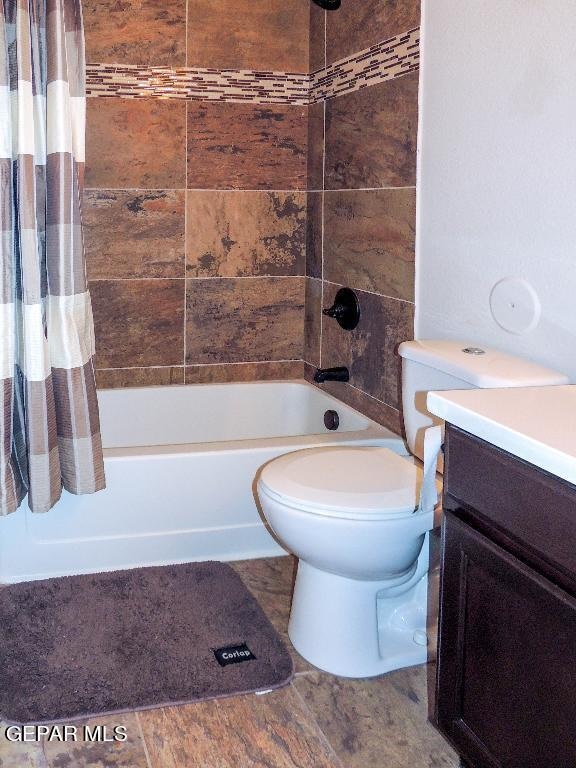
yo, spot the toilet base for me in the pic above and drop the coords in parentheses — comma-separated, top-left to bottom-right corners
(288, 557, 429, 678)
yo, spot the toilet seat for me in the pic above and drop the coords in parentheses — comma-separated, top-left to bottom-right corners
(258, 446, 422, 521)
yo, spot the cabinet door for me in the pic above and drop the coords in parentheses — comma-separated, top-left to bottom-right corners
(436, 512, 576, 768)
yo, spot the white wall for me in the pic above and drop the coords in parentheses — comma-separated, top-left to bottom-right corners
(416, 0, 576, 380)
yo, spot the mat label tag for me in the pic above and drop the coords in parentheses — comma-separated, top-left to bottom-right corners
(214, 643, 256, 667)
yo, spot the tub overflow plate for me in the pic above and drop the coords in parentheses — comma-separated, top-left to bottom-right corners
(324, 410, 340, 431)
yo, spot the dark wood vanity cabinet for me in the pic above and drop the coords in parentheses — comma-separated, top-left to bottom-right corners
(435, 425, 576, 768)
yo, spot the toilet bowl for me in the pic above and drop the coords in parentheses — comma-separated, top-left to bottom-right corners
(258, 446, 434, 678)
(257, 340, 568, 678)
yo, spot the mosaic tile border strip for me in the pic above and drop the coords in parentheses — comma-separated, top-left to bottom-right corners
(85, 28, 419, 105)
(86, 64, 310, 105)
(310, 27, 420, 103)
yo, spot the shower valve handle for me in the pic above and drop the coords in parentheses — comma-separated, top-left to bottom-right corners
(322, 288, 360, 330)
(323, 305, 347, 319)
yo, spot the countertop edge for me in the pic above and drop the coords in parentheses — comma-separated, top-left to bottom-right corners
(427, 390, 576, 487)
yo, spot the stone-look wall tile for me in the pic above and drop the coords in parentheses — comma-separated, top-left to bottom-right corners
(184, 361, 304, 384)
(86, 99, 186, 189)
(187, 0, 309, 71)
(186, 191, 306, 277)
(325, 74, 418, 190)
(96, 367, 185, 388)
(43, 713, 149, 768)
(293, 667, 458, 768)
(323, 189, 415, 301)
(306, 192, 323, 279)
(326, 0, 420, 64)
(304, 277, 322, 368)
(303, 361, 316, 383)
(320, 283, 414, 408)
(83, 0, 186, 66)
(138, 687, 339, 768)
(186, 277, 304, 364)
(84, 190, 185, 280)
(187, 102, 308, 190)
(309, 1, 326, 72)
(307, 101, 324, 191)
(91, 280, 184, 368)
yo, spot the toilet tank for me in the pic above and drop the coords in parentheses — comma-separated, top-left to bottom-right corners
(398, 340, 569, 463)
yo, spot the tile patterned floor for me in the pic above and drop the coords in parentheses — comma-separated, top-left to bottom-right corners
(0, 556, 459, 768)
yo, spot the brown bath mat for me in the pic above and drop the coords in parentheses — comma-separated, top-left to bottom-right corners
(0, 561, 293, 724)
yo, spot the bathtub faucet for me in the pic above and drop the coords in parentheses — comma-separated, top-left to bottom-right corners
(314, 367, 350, 384)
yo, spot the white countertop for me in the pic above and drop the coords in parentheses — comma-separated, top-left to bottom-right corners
(427, 385, 576, 486)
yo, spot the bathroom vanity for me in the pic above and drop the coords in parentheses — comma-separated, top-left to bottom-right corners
(427, 386, 576, 768)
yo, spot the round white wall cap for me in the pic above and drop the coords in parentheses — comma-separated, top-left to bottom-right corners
(489, 277, 541, 335)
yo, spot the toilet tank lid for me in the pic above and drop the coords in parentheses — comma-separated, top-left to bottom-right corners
(398, 340, 569, 388)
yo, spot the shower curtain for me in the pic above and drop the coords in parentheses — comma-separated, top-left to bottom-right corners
(0, 0, 105, 514)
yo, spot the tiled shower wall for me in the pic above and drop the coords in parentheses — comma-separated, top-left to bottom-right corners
(305, 0, 420, 434)
(83, 0, 312, 388)
(82, 0, 420, 435)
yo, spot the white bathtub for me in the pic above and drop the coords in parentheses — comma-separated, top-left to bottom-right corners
(0, 381, 405, 583)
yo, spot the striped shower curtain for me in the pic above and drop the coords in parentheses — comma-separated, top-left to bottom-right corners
(0, 0, 105, 514)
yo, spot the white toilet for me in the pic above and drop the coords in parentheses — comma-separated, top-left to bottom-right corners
(257, 340, 568, 678)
